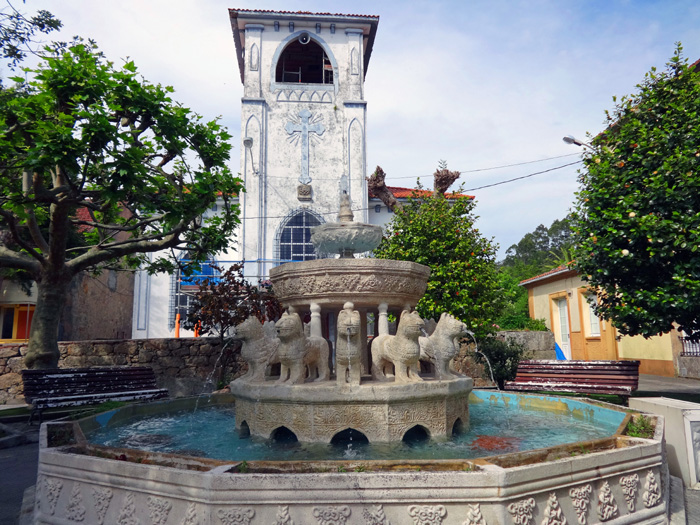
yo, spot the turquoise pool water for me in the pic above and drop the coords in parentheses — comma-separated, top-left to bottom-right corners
(85, 391, 626, 461)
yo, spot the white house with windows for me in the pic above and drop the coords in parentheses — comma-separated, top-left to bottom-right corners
(132, 9, 386, 338)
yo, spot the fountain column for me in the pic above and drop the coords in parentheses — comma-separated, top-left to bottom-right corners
(378, 303, 389, 335)
(309, 303, 322, 338)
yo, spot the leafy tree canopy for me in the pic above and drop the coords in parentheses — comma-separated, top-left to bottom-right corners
(0, 2, 61, 69)
(373, 184, 503, 339)
(0, 40, 244, 368)
(573, 44, 700, 339)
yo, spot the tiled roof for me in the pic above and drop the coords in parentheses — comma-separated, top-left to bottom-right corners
(229, 8, 379, 19)
(519, 263, 576, 287)
(369, 186, 474, 200)
(74, 207, 93, 233)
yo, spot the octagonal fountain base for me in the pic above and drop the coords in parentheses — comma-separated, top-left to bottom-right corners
(230, 377, 473, 443)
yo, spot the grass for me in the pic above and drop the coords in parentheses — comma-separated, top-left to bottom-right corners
(626, 415, 655, 439)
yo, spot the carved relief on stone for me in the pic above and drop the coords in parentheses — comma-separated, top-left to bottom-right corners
(273, 269, 427, 300)
(65, 482, 86, 522)
(312, 505, 351, 525)
(91, 487, 113, 525)
(181, 502, 200, 525)
(540, 493, 567, 525)
(147, 496, 172, 525)
(619, 473, 639, 512)
(462, 503, 486, 525)
(364, 504, 390, 525)
(277, 89, 333, 104)
(643, 470, 661, 508)
(407, 504, 447, 525)
(506, 498, 535, 525)
(568, 484, 592, 525)
(249, 43, 259, 71)
(217, 507, 255, 525)
(597, 481, 619, 521)
(274, 505, 296, 525)
(117, 493, 141, 525)
(44, 477, 63, 516)
(297, 184, 313, 201)
(313, 404, 385, 435)
(387, 399, 446, 439)
(350, 47, 360, 75)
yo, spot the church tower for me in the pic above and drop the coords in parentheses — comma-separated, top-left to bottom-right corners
(228, 9, 379, 281)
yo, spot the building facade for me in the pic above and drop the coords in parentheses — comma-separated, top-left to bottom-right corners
(132, 10, 380, 339)
(521, 265, 683, 377)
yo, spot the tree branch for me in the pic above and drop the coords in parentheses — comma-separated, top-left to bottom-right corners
(0, 208, 45, 264)
(0, 244, 41, 273)
(367, 166, 400, 212)
(22, 170, 50, 253)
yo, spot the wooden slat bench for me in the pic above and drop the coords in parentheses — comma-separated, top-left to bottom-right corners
(504, 359, 640, 400)
(22, 366, 169, 424)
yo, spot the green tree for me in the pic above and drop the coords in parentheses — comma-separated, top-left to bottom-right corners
(0, 2, 61, 69)
(572, 44, 700, 339)
(0, 41, 244, 368)
(373, 184, 503, 338)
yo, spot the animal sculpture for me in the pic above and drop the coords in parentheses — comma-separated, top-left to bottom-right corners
(336, 302, 362, 386)
(231, 316, 279, 383)
(371, 310, 425, 383)
(419, 312, 469, 379)
(275, 311, 330, 384)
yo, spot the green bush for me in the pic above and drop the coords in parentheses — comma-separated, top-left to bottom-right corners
(496, 313, 548, 331)
(473, 336, 527, 389)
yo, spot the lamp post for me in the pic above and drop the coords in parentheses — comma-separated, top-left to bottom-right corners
(562, 135, 594, 150)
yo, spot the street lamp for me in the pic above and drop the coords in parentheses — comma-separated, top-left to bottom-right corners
(562, 135, 593, 150)
(243, 136, 259, 175)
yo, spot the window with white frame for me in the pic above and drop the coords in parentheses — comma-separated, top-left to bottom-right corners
(585, 294, 601, 337)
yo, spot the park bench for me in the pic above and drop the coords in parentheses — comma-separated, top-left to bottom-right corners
(22, 366, 169, 424)
(503, 359, 640, 401)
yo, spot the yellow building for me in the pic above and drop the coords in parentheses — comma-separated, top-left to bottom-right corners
(520, 265, 682, 377)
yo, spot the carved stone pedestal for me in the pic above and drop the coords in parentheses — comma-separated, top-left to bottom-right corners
(230, 377, 473, 443)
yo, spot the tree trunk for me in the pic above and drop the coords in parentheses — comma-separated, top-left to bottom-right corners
(24, 275, 70, 369)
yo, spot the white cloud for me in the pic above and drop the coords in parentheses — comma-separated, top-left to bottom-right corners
(19, 0, 700, 259)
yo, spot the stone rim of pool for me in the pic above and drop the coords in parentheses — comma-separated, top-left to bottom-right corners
(32, 390, 670, 525)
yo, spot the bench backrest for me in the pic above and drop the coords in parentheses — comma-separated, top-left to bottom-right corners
(513, 360, 640, 388)
(22, 366, 160, 402)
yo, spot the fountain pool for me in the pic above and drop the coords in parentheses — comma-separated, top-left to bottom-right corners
(84, 391, 626, 462)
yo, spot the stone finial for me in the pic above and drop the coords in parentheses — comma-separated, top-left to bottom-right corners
(338, 192, 354, 223)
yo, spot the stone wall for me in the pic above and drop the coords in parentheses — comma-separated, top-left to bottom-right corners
(496, 330, 556, 360)
(677, 356, 700, 380)
(0, 337, 245, 404)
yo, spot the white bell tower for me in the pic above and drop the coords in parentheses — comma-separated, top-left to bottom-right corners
(229, 9, 379, 281)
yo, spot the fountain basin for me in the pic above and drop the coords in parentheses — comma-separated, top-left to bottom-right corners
(230, 377, 472, 443)
(32, 392, 669, 524)
(310, 221, 384, 257)
(269, 258, 430, 309)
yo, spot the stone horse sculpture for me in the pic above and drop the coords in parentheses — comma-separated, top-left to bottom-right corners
(275, 311, 330, 384)
(419, 312, 469, 379)
(231, 316, 279, 383)
(371, 310, 425, 383)
(336, 302, 362, 386)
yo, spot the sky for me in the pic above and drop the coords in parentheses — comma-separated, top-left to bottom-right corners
(14, 0, 700, 259)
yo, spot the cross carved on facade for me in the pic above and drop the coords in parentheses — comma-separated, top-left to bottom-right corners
(285, 109, 325, 184)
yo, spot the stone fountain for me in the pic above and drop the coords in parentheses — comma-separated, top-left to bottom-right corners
(29, 194, 672, 524)
(229, 193, 473, 443)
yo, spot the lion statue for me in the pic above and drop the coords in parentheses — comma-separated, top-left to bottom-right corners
(371, 310, 425, 383)
(419, 312, 468, 380)
(275, 311, 330, 384)
(231, 316, 279, 383)
(336, 302, 362, 386)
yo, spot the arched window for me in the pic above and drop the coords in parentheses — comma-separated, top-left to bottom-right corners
(275, 38, 333, 84)
(276, 209, 323, 263)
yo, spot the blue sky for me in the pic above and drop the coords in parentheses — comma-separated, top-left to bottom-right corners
(19, 0, 700, 259)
